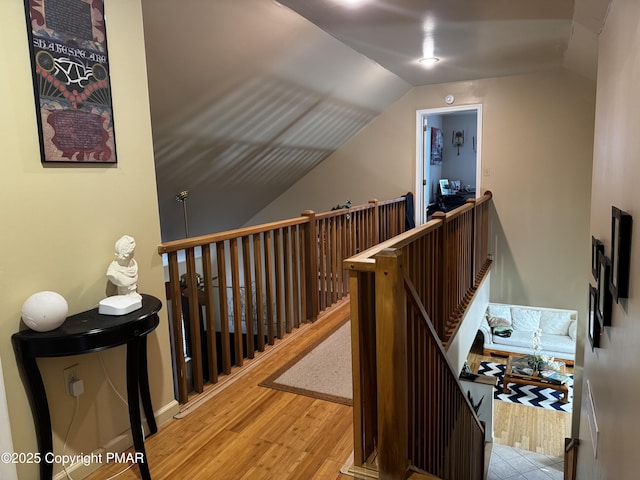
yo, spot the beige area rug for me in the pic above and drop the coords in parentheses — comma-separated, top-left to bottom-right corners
(259, 319, 352, 405)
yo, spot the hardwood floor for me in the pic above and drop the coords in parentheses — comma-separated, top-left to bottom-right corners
(467, 337, 572, 458)
(87, 301, 354, 480)
(87, 309, 571, 479)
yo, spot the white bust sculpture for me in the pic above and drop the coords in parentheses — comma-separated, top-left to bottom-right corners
(106, 235, 142, 299)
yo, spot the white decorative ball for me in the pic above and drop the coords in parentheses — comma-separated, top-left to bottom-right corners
(21, 291, 69, 332)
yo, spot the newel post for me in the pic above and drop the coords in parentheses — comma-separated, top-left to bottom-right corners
(301, 210, 319, 322)
(375, 248, 409, 480)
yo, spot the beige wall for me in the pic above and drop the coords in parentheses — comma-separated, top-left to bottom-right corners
(0, 1, 177, 478)
(250, 71, 596, 313)
(577, 0, 640, 477)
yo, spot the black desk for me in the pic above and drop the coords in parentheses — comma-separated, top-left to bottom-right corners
(12, 294, 162, 480)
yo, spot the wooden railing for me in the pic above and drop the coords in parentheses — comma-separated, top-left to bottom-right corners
(158, 196, 408, 404)
(344, 192, 492, 479)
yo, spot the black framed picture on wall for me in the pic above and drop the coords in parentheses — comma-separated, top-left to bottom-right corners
(588, 284, 600, 350)
(591, 236, 604, 280)
(610, 207, 632, 302)
(596, 251, 612, 327)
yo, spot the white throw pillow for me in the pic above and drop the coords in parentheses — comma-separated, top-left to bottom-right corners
(568, 320, 577, 340)
(511, 307, 541, 332)
(540, 310, 573, 335)
(487, 304, 512, 323)
(488, 316, 511, 327)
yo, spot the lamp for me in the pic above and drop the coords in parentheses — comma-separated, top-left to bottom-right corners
(452, 130, 464, 155)
(175, 190, 190, 237)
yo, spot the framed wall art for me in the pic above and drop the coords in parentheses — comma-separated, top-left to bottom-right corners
(588, 284, 600, 350)
(430, 127, 443, 165)
(609, 206, 632, 302)
(24, 0, 117, 163)
(591, 236, 604, 280)
(596, 251, 612, 327)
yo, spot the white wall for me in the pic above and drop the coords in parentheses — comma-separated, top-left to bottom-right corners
(577, 1, 640, 477)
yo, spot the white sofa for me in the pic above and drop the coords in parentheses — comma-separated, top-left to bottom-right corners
(478, 303, 578, 364)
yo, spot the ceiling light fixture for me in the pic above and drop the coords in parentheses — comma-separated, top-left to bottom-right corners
(418, 57, 440, 67)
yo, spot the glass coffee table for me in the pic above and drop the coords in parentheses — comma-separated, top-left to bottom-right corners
(503, 354, 570, 404)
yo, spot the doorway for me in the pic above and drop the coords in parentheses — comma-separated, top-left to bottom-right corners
(415, 104, 482, 225)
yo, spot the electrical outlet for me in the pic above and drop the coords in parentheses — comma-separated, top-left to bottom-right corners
(63, 364, 79, 396)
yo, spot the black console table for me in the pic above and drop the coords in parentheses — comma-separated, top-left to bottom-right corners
(12, 294, 162, 480)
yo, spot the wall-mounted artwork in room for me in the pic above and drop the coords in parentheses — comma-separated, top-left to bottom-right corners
(596, 251, 612, 327)
(588, 284, 600, 350)
(591, 236, 604, 281)
(24, 0, 117, 163)
(430, 127, 443, 165)
(610, 206, 632, 302)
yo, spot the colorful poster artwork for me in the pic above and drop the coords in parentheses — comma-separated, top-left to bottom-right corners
(25, 0, 116, 162)
(430, 127, 443, 165)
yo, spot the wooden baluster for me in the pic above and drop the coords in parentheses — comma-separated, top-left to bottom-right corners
(330, 217, 338, 305)
(274, 228, 284, 339)
(242, 236, 255, 359)
(216, 241, 232, 374)
(202, 244, 218, 382)
(319, 219, 327, 311)
(299, 224, 309, 325)
(302, 211, 318, 322)
(349, 270, 365, 467)
(230, 239, 243, 367)
(431, 212, 446, 339)
(253, 233, 265, 351)
(283, 227, 293, 334)
(185, 248, 203, 393)
(369, 199, 379, 245)
(349, 270, 378, 467)
(342, 214, 348, 296)
(291, 226, 301, 329)
(167, 251, 188, 403)
(264, 231, 275, 344)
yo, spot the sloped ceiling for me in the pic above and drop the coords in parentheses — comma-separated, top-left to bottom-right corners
(142, 0, 610, 242)
(142, 0, 410, 241)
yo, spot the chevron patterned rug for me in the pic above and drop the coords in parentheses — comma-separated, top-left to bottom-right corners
(478, 361, 573, 413)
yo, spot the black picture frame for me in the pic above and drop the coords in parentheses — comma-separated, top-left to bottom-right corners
(591, 236, 604, 280)
(23, 0, 117, 163)
(596, 251, 612, 327)
(609, 207, 632, 302)
(588, 284, 600, 350)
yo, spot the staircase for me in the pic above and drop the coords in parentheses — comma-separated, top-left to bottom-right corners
(345, 192, 493, 480)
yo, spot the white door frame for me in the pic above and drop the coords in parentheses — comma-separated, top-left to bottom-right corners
(415, 103, 483, 225)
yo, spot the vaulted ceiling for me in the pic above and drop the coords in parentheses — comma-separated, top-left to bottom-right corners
(141, 0, 610, 242)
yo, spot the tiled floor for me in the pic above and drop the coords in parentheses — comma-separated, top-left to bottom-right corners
(488, 444, 563, 480)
